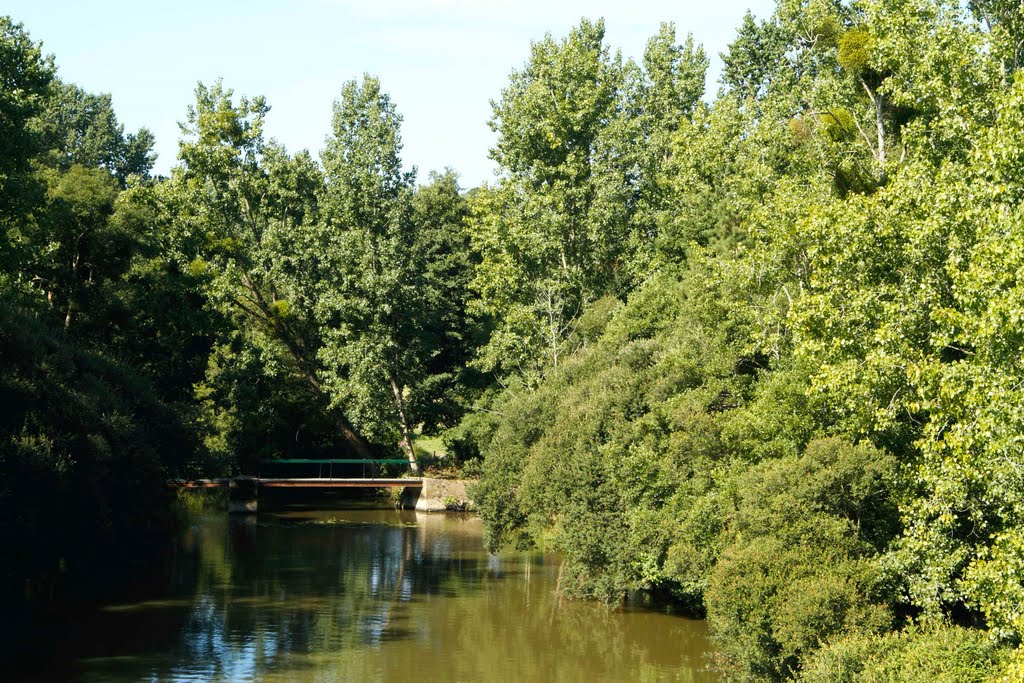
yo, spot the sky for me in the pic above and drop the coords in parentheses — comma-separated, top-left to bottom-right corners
(6, 0, 777, 188)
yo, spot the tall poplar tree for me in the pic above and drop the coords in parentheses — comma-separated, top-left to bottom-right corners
(473, 19, 626, 377)
(316, 76, 424, 469)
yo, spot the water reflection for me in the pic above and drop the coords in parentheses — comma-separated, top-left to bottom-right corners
(58, 506, 717, 682)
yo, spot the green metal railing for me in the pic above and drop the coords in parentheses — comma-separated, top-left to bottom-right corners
(258, 458, 411, 479)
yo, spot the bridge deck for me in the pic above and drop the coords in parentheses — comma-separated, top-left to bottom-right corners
(169, 478, 422, 489)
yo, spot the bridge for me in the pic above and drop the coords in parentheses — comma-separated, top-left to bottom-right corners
(169, 458, 424, 512)
(170, 478, 422, 489)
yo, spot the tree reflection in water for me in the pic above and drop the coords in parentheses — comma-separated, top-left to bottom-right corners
(58, 505, 716, 682)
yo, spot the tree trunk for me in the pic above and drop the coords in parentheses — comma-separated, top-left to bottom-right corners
(335, 409, 375, 460)
(297, 363, 375, 460)
(239, 276, 375, 459)
(290, 356, 374, 459)
(278, 331, 374, 459)
(389, 377, 419, 473)
(858, 76, 887, 183)
(874, 89, 886, 172)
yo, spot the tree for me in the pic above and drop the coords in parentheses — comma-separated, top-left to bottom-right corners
(409, 170, 482, 431)
(474, 19, 635, 377)
(619, 24, 710, 276)
(315, 76, 425, 469)
(720, 11, 788, 99)
(706, 438, 899, 680)
(969, 0, 1024, 80)
(36, 164, 119, 330)
(0, 17, 53, 272)
(33, 80, 156, 184)
(168, 81, 374, 461)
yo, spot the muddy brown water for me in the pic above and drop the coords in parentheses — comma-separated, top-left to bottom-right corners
(32, 503, 719, 682)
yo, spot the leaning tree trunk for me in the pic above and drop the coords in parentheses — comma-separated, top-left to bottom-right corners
(333, 407, 376, 460)
(239, 276, 376, 459)
(293, 361, 376, 459)
(278, 334, 375, 459)
(294, 367, 374, 459)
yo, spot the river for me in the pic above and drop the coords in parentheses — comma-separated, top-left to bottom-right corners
(29, 501, 718, 682)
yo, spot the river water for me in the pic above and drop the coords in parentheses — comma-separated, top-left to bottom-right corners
(42, 503, 718, 682)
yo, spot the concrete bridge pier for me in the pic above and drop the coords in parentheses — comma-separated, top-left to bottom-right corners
(400, 478, 474, 511)
(228, 476, 259, 514)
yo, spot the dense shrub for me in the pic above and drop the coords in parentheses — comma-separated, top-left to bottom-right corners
(705, 439, 900, 681)
(799, 625, 1012, 683)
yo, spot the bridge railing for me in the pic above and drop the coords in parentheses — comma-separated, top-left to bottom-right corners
(258, 458, 411, 480)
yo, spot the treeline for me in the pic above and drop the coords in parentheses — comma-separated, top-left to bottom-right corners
(6, 0, 1024, 678)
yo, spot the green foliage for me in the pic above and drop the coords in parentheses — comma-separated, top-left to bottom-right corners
(799, 625, 1012, 682)
(33, 80, 155, 184)
(705, 439, 900, 680)
(474, 19, 709, 378)
(314, 77, 478, 465)
(474, 18, 625, 376)
(464, 4, 1024, 680)
(0, 23, 223, 667)
(7, 4, 1024, 680)
(164, 77, 483, 469)
(409, 170, 484, 431)
(838, 28, 875, 75)
(473, 263, 766, 596)
(315, 75, 420, 453)
(166, 80, 380, 463)
(817, 108, 856, 141)
(0, 16, 53, 268)
(720, 11, 789, 98)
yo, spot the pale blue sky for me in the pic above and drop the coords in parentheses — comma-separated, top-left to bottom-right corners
(6, 0, 776, 187)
